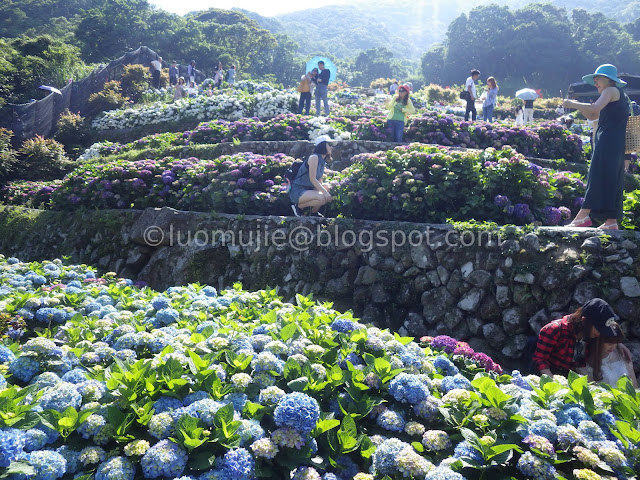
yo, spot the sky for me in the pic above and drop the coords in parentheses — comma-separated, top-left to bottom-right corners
(149, 0, 352, 17)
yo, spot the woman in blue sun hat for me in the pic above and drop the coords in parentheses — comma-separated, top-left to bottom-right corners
(563, 64, 629, 230)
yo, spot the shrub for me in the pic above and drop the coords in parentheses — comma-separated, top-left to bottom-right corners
(370, 78, 396, 89)
(17, 135, 71, 180)
(421, 84, 458, 105)
(120, 64, 151, 101)
(0, 128, 18, 182)
(87, 80, 128, 117)
(54, 110, 91, 156)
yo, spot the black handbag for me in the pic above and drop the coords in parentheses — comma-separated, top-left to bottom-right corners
(459, 90, 469, 100)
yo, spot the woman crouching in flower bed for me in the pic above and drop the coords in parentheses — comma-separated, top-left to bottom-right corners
(289, 135, 335, 217)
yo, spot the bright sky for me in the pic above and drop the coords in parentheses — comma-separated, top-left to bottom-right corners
(149, 0, 351, 17)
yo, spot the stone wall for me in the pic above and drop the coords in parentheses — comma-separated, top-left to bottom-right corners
(1, 205, 640, 373)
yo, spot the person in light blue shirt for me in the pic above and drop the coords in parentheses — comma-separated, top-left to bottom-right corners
(482, 76, 498, 122)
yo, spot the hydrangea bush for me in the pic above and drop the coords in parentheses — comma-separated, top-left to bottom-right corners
(0, 256, 638, 480)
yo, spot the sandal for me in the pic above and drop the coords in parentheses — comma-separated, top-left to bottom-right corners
(599, 222, 618, 230)
(568, 216, 592, 227)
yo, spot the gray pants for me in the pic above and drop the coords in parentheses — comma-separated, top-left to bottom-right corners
(315, 86, 329, 116)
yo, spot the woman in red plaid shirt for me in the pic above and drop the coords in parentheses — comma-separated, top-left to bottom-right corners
(533, 298, 630, 377)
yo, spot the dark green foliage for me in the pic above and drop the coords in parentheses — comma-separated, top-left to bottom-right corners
(87, 81, 129, 117)
(53, 110, 91, 156)
(0, 128, 19, 182)
(119, 64, 151, 102)
(17, 135, 72, 180)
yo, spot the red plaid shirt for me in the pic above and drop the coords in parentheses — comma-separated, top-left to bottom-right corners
(533, 316, 586, 374)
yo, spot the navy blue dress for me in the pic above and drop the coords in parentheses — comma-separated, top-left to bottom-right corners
(583, 87, 628, 219)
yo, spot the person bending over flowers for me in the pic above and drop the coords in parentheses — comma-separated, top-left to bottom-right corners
(533, 298, 633, 377)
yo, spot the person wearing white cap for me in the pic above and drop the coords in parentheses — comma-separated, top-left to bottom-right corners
(289, 134, 335, 216)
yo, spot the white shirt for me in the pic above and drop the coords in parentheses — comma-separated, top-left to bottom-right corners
(151, 60, 162, 71)
(466, 76, 476, 99)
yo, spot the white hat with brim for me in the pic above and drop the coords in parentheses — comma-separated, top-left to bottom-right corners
(582, 64, 627, 88)
(314, 134, 337, 146)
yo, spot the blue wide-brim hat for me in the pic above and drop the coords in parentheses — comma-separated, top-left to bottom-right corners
(582, 64, 627, 88)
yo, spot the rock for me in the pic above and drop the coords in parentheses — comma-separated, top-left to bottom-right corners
(573, 282, 602, 305)
(546, 289, 572, 311)
(621, 239, 638, 250)
(512, 285, 532, 306)
(355, 266, 378, 286)
(403, 266, 421, 278)
(325, 272, 351, 296)
(540, 269, 562, 291)
(457, 288, 485, 312)
(604, 254, 621, 263)
(569, 265, 589, 281)
(404, 312, 428, 337)
(370, 283, 390, 304)
(502, 307, 527, 334)
(446, 270, 463, 296)
(496, 285, 511, 308)
(460, 261, 474, 278)
(479, 296, 501, 321)
(361, 304, 382, 324)
(504, 257, 513, 268)
(502, 335, 530, 359)
(528, 309, 548, 334)
(466, 270, 492, 288)
(442, 308, 464, 331)
(605, 288, 622, 304)
(466, 316, 484, 336)
(422, 287, 456, 325)
(425, 270, 441, 288)
(410, 243, 435, 269)
(437, 266, 450, 285)
(615, 298, 640, 321)
(628, 341, 640, 372)
(620, 277, 640, 297)
(522, 233, 540, 252)
(514, 273, 535, 284)
(482, 323, 507, 349)
(380, 257, 397, 272)
(581, 237, 602, 252)
(501, 240, 519, 254)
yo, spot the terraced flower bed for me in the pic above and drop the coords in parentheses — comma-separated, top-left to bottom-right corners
(0, 256, 639, 480)
(0, 145, 591, 226)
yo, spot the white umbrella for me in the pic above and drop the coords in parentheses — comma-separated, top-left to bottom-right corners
(39, 85, 62, 95)
(515, 88, 538, 101)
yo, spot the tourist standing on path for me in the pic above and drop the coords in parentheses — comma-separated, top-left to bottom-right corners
(227, 65, 236, 86)
(187, 60, 197, 84)
(297, 70, 314, 115)
(169, 61, 179, 86)
(315, 61, 331, 116)
(150, 56, 163, 89)
(482, 76, 498, 122)
(563, 64, 628, 230)
(465, 69, 480, 121)
(289, 135, 335, 216)
(214, 62, 224, 88)
(389, 80, 398, 95)
(386, 84, 416, 142)
(524, 98, 535, 123)
(173, 77, 186, 101)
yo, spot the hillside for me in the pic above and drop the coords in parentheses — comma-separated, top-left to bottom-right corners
(242, 0, 640, 60)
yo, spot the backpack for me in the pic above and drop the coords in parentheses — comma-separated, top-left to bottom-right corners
(284, 158, 305, 185)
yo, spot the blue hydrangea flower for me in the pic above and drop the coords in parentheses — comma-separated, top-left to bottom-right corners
(389, 373, 430, 405)
(413, 396, 443, 420)
(376, 408, 406, 432)
(152, 297, 170, 310)
(221, 448, 254, 480)
(372, 438, 410, 475)
(527, 419, 558, 444)
(433, 355, 459, 376)
(425, 466, 466, 480)
(29, 450, 67, 480)
(453, 441, 483, 464)
(516, 451, 556, 480)
(61, 368, 89, 384)
(155, 308, 180, 326)
(251, 352, 284, 374)
(56, 446, 80, 475)
(556, 405, 590, 427)
(223, 393, 248, 412)
(34, 307, 67, 324)
(141, 440, 188, 478)
(180, 399, 224, 426)
(0, 345, 16, 364)
(95, 456, 136, 480)
(148, 413, 175, 439)
(182, 391, 209, 406)
(9, 356, 40, 382)
(153, 396, 184, 413)
(24, 428, 51, 452)
(40, 382, 82, 411)
(330, 319, 363, 333)
(201, 286, 217, 297)
(440, 374, 472, 393)
(0, 428, 25, 467)
(510, 370, 532, 391)
(273, 392, 320, 434)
